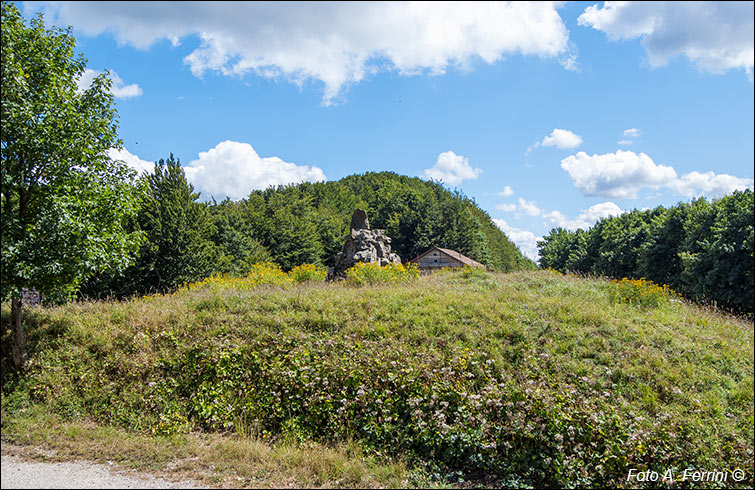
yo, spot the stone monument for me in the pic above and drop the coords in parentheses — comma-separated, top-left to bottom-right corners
(328, 209, 402, 280)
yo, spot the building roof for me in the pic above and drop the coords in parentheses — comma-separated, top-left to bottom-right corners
(409, 246, 485, 268)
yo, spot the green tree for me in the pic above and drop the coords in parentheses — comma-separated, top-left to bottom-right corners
(126, 155, 220, 295)
(593, 210, 650, 279)
(210, 198, 271, 275)
(637, 204, 688, 289)
(537, 228, 577, 271)
(680, 191, 754, 312)
(264, 190, 324, 270)
(1, 2, 142, 368)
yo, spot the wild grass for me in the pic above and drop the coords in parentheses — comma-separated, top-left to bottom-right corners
(2, 268, 753, 488)
(2, 408, 424, 488)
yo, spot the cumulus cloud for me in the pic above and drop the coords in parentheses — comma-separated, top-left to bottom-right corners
(543, 201, 625, 230)
(30, 1, 573, 104)
(107, 147, 153, 175)
(182, 141, 326, 201)
(579, 1, 754, 78)
(492, 218, 541, 261)
(673, 171, 754, 198)
(541, 128, 583, 149)
(560, 150, 678, 199)
(517, 198, 542, 216)
(77, 68, 143, 98)
(527, 128, 582, 154)
(560, 149, 753, 199)
(421, 151, 482, 186)
(500, 185, 515, 197)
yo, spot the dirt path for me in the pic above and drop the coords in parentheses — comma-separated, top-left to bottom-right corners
(1, 450, 205, 489)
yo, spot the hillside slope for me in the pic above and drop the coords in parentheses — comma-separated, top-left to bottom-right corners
(2, 269, 753, 488)
(221, 171, 536, 272)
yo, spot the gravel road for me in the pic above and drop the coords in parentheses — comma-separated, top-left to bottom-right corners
(1, 454, 205, 489)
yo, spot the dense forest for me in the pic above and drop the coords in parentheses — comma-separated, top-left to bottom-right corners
(81, 156, 535, 299)
(537, 189, 754, 314)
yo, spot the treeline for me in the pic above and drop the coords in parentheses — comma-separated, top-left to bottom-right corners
(82, 156, 534, 298)
(537, 190, 754, 314)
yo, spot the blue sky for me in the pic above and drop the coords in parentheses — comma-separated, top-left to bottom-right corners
(20, 1, 754, 261)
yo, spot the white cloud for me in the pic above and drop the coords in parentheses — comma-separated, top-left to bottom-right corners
(559, 41, 580, 72)
(496, 203, 517, 212)
(618, 128, 641, 145)
(527, 128, 583, 154)
(560, 150, 678, 199)
(500, 185, 515, 197)
(492, 218, 541, 261)
(31, 1, 573, 104)
(575, 201, 626, 226)
(182, 141, 326, 201)
(579, 2, 754, 78)
(543, 201, 625, 230)
(541, 128, 583, 149)
(77, 68, 143, 99)
(673, 171, 754, 198)
(560, 149, 753, 199)
(517, 198, 542, 216)
(421, 151, 482, 186)
(107, 147, 153, 175)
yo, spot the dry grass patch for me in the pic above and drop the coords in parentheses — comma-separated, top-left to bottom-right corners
(2, 410, 431, 488)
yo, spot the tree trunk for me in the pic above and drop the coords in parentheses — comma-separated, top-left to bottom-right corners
(11, 297, 27, 370)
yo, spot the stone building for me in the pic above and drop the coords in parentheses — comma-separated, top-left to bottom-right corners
(409, 246, 485, 272)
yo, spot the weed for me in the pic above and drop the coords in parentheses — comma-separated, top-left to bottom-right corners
(609, 277, 679, 308)
(345, 262, 419, 286)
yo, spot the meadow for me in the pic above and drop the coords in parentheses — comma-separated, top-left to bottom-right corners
(2, 266, 753, 488)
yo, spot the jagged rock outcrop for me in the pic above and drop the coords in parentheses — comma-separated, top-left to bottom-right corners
(328, 209, 402, 280)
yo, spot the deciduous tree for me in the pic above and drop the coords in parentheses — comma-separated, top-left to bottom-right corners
(1, 2, 141, 368)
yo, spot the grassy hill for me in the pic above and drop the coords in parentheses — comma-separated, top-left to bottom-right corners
(2, 268, 753, 488)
